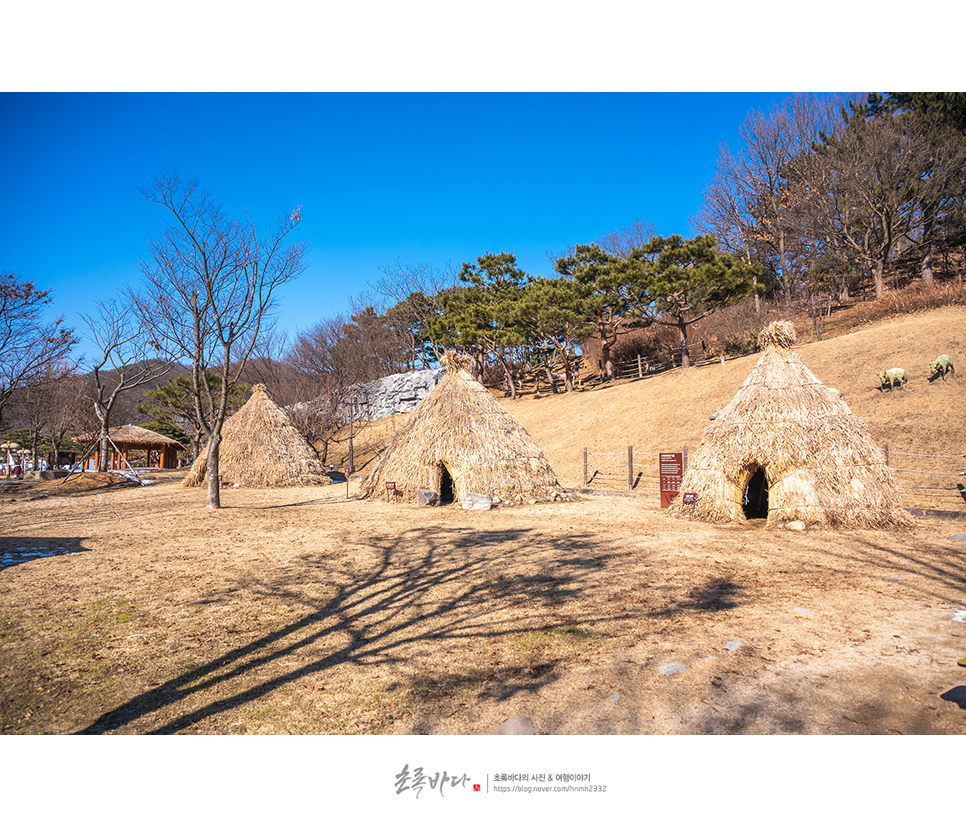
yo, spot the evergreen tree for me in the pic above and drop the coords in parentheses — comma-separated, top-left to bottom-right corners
(625, 235, 757, 368)
(554, 244, 633, 382)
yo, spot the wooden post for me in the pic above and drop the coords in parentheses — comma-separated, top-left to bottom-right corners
(683, 445, 688, 473)
(637, 355, 643, 378)
(347, 402, 355, 476)
(628, 446, 634, 490)
(582, 448, 588, 488)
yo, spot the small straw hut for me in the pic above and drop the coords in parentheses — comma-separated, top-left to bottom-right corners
(182, 384, 329, 488)
(669, 321, 913, 529)
(361, 353, 568, 505)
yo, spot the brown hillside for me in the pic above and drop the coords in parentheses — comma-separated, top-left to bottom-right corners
(331, 306, 966, 512)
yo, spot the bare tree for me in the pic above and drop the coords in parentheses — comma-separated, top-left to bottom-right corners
(285, 314, 356, 454)
(242, 328, 332, 443)
(8, 359, 78, 468)
(596, 218, 657, 259)
(137, 372, 248, 461)
(0, 275, 78, 424)
(786, 110, 944, 299)
(46, 373, 89, 467)
(136, 174, 306, 509)
(372, 260, 455, 369)
(692, 94, 848, 304)
(83, 296, 176, 472)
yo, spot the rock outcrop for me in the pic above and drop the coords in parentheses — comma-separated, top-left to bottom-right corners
(346, 367, 446, 421)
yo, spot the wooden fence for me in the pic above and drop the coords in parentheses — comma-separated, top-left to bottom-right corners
(609, 345, 753, 382)
(581, 447, 688, 494)
(580, 444, 966, 514)
(885, 447, 966, 513)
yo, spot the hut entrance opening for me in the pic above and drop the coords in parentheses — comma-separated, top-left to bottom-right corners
(743, 467, 769, 519)
(438, 464, 455, 505)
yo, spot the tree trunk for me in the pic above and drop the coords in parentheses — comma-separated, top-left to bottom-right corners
(599, 347, 614, 382)
(206, 434, 221, 509)
(543, 361, 558, 394)
(921, 209, 936, 286)
(678, 320, 691, 369)
(559, 348, 575, 392)
(98, 432, 110, 473)
(921, 250, 935, 286)
(497, 355, 517, 399)
(596, 313, 618, 382)
(873, 260, 885, 299)
(779, 230, 792, 305)
(92, 392, 117, 473)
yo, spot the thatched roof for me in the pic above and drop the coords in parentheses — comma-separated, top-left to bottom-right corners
(361, 353, 568, 505)
(182, 384, 329, 488)
(669, 321, 913, 529)
(79, 425, 184, 448)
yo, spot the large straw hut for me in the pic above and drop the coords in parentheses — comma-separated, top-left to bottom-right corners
(362, 353, 568, 505)
(669, 321, 913, 529)
(182, 384, 329, 488)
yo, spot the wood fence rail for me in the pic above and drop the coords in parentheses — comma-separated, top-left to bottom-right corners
(580, 444, 965, 511)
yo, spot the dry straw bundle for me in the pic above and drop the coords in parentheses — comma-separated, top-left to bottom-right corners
(362, 352, 568, 505)
(182, 384, 329, 488)
(670, 321, 913, 529)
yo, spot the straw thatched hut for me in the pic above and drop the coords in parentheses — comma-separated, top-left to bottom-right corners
(361, 353, 568, 505)
(182, 384, 329, 488)
(669, 321, 913, 529)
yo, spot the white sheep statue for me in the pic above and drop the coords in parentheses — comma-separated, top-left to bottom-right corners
(877, 368, 907, 391)
(929, 354, 955, 381)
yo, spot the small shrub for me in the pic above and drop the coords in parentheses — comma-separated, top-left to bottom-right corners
(722, 333, 759, 356)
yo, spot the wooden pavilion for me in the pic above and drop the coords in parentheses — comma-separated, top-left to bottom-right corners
(80, 425, 184, 471)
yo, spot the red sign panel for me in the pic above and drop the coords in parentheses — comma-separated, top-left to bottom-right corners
(386, 482, 396, 492)
(660, 453, 683, 508)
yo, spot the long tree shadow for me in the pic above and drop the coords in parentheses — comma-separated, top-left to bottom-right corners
(77, 525, 744, 734)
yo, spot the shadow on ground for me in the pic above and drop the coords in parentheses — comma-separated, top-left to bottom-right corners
(77, 525, 744, 734)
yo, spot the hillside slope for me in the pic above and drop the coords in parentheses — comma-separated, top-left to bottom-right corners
(337, 306, 966, 512)
(500, 306, 965, 510)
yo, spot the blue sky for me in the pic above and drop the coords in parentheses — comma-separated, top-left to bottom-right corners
(2, 91, 821, 358)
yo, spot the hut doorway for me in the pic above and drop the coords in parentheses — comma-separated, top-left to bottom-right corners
(438, 464, 455, 505)
(743, 467, 769, 519)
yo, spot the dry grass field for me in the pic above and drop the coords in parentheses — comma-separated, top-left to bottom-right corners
(1, 307, 965, 736)
(500, 306, 966, 509)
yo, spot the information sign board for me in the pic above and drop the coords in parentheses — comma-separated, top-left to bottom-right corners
(659, 452, 683, 508)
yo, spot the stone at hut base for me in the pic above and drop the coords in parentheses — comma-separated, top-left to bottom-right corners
(461, 492, 492, 511)
(785, 520, 806, 532)
(416, 488, 439, 506)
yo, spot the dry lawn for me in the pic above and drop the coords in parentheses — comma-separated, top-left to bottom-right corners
(1, 471, 965, 735)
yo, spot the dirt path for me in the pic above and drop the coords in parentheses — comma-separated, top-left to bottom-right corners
(1, 473, 964, 734)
